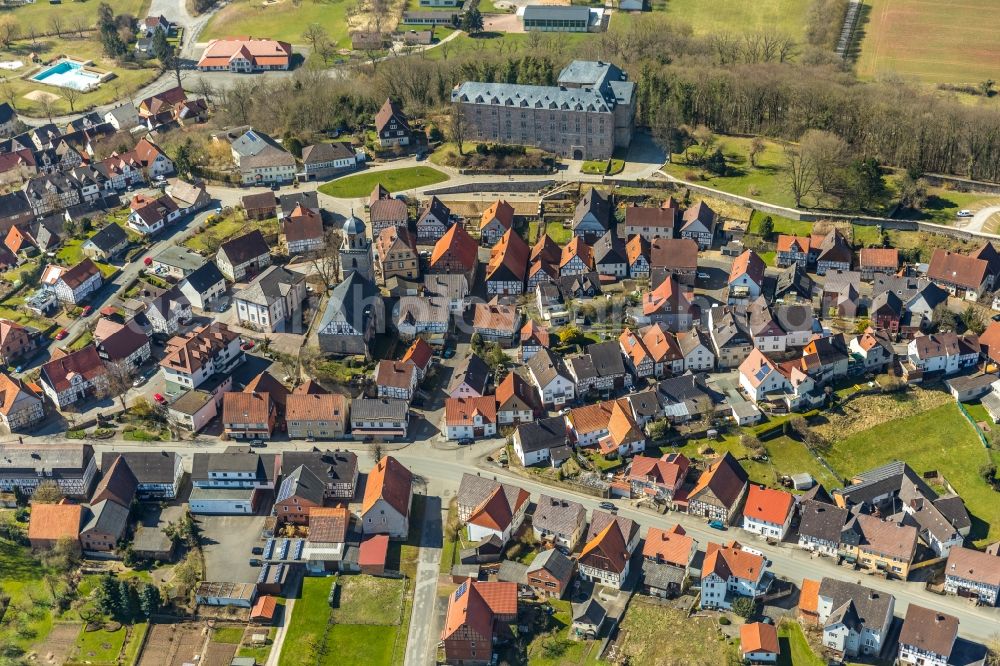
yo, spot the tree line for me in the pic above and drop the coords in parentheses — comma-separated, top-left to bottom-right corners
(204, 12, 1000, 184)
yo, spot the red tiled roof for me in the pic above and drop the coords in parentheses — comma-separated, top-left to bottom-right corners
(430, 224, 478, 272)
(468, 483, 528, 531)
(486, 228, 529, 282)
(740, 622, 779, 655)
(859, 247, 899, 269)
(222, 391, 272, 425)
(642, 524, 694, 567)
(579, 520, 629, 575)
(28, 502, 82, 542)
(362, 456, 412, 517)
(742, 484, 794, 525)
(41, 345, 107, 392)
(703, 540, 764, 581)
(729, 249, 765, 286)
(560, 237, 593, 270)
(799, 578, 820, 614)
(359, 534, 389, 566)
(520, 319, 549, 347)
(401, 338, 433, 372)
(776, 235, 810, 254)
(445, 395, 497, 426)
(480, 199, 515, 230)
(251, 595, 277, 621)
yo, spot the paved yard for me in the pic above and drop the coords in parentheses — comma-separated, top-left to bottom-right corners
(198, 508, 271, 584)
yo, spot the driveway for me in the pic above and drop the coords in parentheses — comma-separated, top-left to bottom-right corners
(197, 508, 271, 584)
(403, 493, 444, 666)
(964, 205, 1000, 234)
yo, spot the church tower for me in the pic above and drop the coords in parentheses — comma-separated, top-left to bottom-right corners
(338, 210, 373, 282)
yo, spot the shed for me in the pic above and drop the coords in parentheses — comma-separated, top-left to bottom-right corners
(791, 473, 814, 491)
(359, 534, 389, 575)
(250, 594, 277, 624)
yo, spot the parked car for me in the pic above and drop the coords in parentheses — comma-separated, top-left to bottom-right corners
(153, 393, 166, 404)
(708, 520, 727, 530)
(697, 272, 711, 280)
(458, 437, 474, 446)
(251, 546, 264, 555)
(241, 340, 255, 351)
(442, 346, 455, 359)
(81, 305, 93, 316)
(55, 329, 68, 340)
(132, 376, 146, 388)
(957, 209, 974, 218)
(143, 257, 153, 266)
(598, 501, 616, 512)
(249, 558, 262, 567)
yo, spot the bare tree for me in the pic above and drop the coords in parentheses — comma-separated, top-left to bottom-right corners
(0, 16, 19, 48)
(450, 103, 466, 156)
(71, 15, 89, 38)
(26, 23, 38, 47)
(62, 86, 81, 113)
(784, 143, 819, 208)
(105, 359, 138, 413)
(0, 80, 16, 112)
(48, 14, 63, 37)
(748, 137, 765, 167)
(372, 441, 384, 464)
(800, 129, 849, 199)
(310, 228, 341, 290)
(195, 77, 216, 107)
(302, 22, 329, 53)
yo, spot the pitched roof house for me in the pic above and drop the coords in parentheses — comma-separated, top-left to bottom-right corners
(361, 456, 413, 538)
(686, 452, 748, 524)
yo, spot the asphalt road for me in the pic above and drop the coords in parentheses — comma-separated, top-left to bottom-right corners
(83, 436, 1000, 653)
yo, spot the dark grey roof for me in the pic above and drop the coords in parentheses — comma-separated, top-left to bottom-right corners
(279, 191, 319, 214)
(83, 499, 130, 538)
(798, 499, 849, 543)
(628, 389, 660, 420)
(527, 347, 571, 387)
(153, 245, 206, 272)
(642, 559, 685, 590)
(533, 494, 586, 537)
(276, 464, 326, 506)
(496, 560, 528, 585)
(235, 265, 305, 307)
(568, 354, 597, 381)
(302, 142, 353, 165)
(448, 353, 490, 395)
(801, 483, 833, 504)
(572, 598, 607, 625)
(711, 307, 751, 348)
(594, 230, 626, 266)
(0, 102, 15, 124)
(818, 578, 894, 629)
(834, 461, 937, 507)
(101, 451, 177, 485)
(219, 230, 270, 266)
(874, 275, 948, 310)
(523, 4, 590, 21)
(527, 548, 574, 582)
(656, 374, 712, 414)
(0, 444, 94, 478)
(558, 272, 602, 299)
(585, 341, 625, 377)
(191, 452, 275, 484)
(775, 264, 814, 300)
(280, 449, 358, 488)
(350, 397, 407, 421)
(86, 223, 127, 253)
(516, 417, 567, 455)
(182, 261, 225, 293)
(418, 196, 450, 225)
(934, 495, 972, 533)
(319, 271, 381, 336)
(574, 189, 611, 228)
(870, 289, 903, 316)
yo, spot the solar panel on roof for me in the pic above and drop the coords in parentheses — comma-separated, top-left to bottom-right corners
(279, 539, 290, 559)
(456, 581, 469, 599)
(263, 538, 274, 559)
(257, 565, 268, 584)
(293, 540, 304, 560)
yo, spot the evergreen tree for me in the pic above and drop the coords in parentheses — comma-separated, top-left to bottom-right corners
(139, 584, 161, 618)
(98, 574, 120, 617)
(462, 8, 484, 35)
(150, 29, 171, 63)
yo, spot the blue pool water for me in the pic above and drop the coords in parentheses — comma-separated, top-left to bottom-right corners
(31, 60, 103, 91)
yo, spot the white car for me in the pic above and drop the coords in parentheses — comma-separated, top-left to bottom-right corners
(697, 272, 711, 279)
(957, 209, 974, 218)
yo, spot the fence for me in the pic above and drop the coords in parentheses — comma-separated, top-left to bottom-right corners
(957, 401, 990, 449)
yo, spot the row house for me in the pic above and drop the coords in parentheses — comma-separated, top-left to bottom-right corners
(650, 237, 698, 287)
(577, 511, 640, 589)
(741, 484, 795, 540)
(285, 393, 350, 440)
(627, 453, 688, 502)
(416, 196, 451, 243)
(234, 265, 307, 334)
(641, 524, 696, 598)
(39, 345, 110, 409)
(858, 247, 899, 281)
(101, 451, 183, 500)
(898, 605, 959, 666)
(394, 296, 450, 340)
(496, 371, 541, 426)
(943, 546, 1000, 606)
(572, 188, 612, 241)
(160, 322, 243, 391)
(512, 415, 568, 467)
(907, 332, 980, 375)
(532, 495, 587, 551)
(444, 395, 498, 441)
(0, 373, 44, 432)
(0, 443, 96, 498)
(686, 452, 748, 524)
(626, 235, 650, 279)
(775, 234, 810, 268)
(623, 202, 676, 241)
(927, 243, 999, 300)
(796, 497, 849, 557)
(479, 199, 515, 246)
(811, 229, 852, 275)
(376, 226, 420, 284)
(485, 228, 528, 295)
(678, 201, 716, 249)
(216, 230, 272, 282)
(128, 193, 181, 235)
(222, 391, 277, 441)
(727, 249, 765, 305)
(526, 347, 575, 407)
(803, 578, 894, 660)
(369, 183, 408, 236)
(374, 360, 419, 402)
(23, 172, 81, 216)
(642, 274, 696, 332)
(700, 540, 769, 610)
(520, 319, 550, 362)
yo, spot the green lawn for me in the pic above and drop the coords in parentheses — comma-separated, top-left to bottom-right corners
(56, 238, 86, 266)
(526, 599, 601, 665)
(439, 499, 461, 574)
(200, 0, 355, 48)
(776, 621, 824, 666)
(331, 575, 404, 625)
(824, 402, 1000, 544)
(213, 625, 245, 644)
(184, 213, 279, 254)
(72, 624, 128, 664)
(325, 624, 396, 666)
(318, 167, 449, 199)
(765, 435, 843, 490)
(238, 627, 276, 662)
(279, 577, 334, 666)
(0, 0, 148, 29)
(748, 209, 813, 237)
(545, 220, 573, 244)
(610, 599, 735, 664)
(667, 433, 775, 489)
(0, 536, 60, 652)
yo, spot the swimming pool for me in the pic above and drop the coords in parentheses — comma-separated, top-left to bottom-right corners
(31, 60, 103, 91)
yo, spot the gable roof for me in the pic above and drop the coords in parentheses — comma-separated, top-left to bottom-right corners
(100, 451, 177, 485)
(362, 456, 412, 517)
(467, 482, 528, 531)
(945, 546, 1000, 587)
(41, 345, 107, 392)
(92, 455, 138, 508)
(928, 249, 989, 289)
(219, 230, 270, 266)
(85, 223, 127, 253)
(514, 415, 566, 454)
(445, 395, 497, 426)
(448, 353, 490, 395)
(740, 622, 779, 655)
(283, 205, 324, 244)
(703, 540, 764, 581)
(309, 507, 349, 543)
(579, 519, 629, 574)
(28, 502, 82, 542)
(742, 485, 794, 525)
(430, 223, 477, 272)
(817, 577, 894, 628)
(642, 524, 694, 567)
(689, 452, 748, 509)
(532, 494, 585, 538)
(375, 98, 410, 135)
(729, 249, 765, 286)
(859, 247, 899, 269)
(486, 228, 529, 283)
(276, 464, 326, 507)
(899, 604, 958, 657)
(481, 199, 515, 231)
(798, 499, 848, 543)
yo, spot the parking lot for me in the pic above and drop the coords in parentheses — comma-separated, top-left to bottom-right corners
(197, 498, 272, 584)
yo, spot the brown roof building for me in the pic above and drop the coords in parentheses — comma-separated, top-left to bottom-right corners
(221, 391, 276, 441)
(285, 393, 349, 440)
(28, 501, 82, 550)
(898, 604, 958, 665)
(441, 580, 518, 666)
(361, 456, 413, 538)
(92, 455, 138, 508)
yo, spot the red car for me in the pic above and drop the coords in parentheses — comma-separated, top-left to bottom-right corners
(153, 393, 166, 404)
(241, 340, 255, 351)
(55, 329, 68, 340)
(143, 257, 153, 266)
(81, 305, 93, 316)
